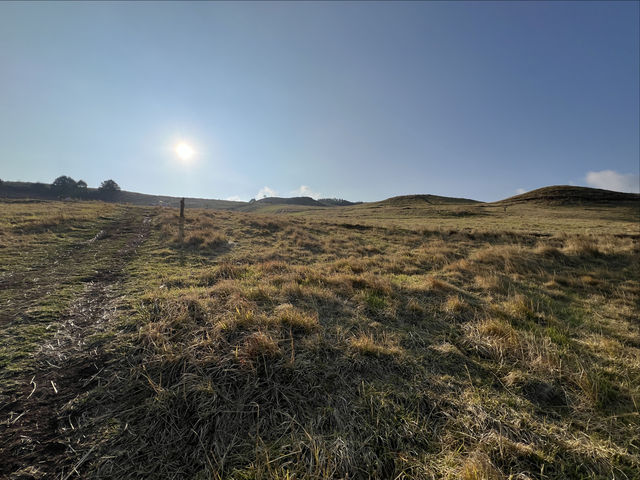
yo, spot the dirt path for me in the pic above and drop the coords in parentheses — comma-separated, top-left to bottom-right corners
(0, 212, 153, 480)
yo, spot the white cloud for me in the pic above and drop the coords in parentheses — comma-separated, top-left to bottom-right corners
(256, 186, 277, 199)
(225, 195, 244, 202)
(585, 170, 640, 193)
(516, 188, 527, 195)
(290, 185, 321, 199)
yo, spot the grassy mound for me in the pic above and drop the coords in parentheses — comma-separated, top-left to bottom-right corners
(376, 194, 480, 206)
(498, 185, 640, 205)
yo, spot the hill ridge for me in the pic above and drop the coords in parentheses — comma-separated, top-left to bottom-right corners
(498, 185, 640, 205)
(377, 193, 480, 206)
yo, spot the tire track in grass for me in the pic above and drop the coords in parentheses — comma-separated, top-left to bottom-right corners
(0, 211, 153, 479)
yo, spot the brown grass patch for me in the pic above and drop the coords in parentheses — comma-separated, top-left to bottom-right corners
(563, 236, 600, 256)
(242, 331, 281, 359)
(273, 304, 319, 332)
(459, 451, 503, 480)
(349, 332, 403, 357)
(425, 276, 456, 292)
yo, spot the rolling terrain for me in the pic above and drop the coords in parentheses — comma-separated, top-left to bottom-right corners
(0, 188, 638, 479)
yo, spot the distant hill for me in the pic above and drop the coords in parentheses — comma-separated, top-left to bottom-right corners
(255, 196, 322, 206)
(317, 198, 361, 207)
(0, 181, 244, 210)
(0, 181, 54, 200)
(235, 196, 326, 212)
(376, 194, 480, 207)
(114, 190, 244, 209)
(6, 180, 635, 213)
(0, 182, 363, 211)
(498, 186, 640, 205)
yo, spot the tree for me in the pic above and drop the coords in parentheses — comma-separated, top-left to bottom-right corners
(75, 180, 88, 198)
(98, 179, 120, 199)
(51, 176, 78, 197)
(99, 179, 120, 193)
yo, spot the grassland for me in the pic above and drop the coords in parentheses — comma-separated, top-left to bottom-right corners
(0, 198, 638, 479)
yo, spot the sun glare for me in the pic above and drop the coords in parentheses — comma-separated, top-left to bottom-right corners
(175, 142, 195, 161)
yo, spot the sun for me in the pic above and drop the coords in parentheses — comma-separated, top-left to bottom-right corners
(175, 142, 195, 161)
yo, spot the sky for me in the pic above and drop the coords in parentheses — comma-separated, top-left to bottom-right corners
(0, 1, 638, 202)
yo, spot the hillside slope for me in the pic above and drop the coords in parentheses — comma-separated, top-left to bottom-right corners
(498, 185, 640, 205)
(0, 181, 245, 210)
(376, 194, 480, 206)
(235, 196, 326, 212)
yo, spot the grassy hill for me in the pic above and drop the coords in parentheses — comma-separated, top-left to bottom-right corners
(498, 185, 640, 205)
(0, 182, 361, 211)
(376, 193, 480, 206)
(0, 181, 245, 210)
(229, 197, 361, 213)
(115, 189, 244, 209)
(236, 196, 324, 212)
(317, 198, 361, 207)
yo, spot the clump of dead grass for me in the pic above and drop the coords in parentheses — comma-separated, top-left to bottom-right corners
(425, 276, 456, 292)
(200, 261, 246, 285)
(464, 317, 520, 363)
(471, 245, 538, 274)
(349, 332, 403, 357)
(459, 451, 503, 480)
(273, 303, 318, 332)
(444, 295, 468, 317)
(242, 331, 281, 360)
(474, 274, 510, 295)
(182, 230, 228, 250)
(563, 235, 600, 256)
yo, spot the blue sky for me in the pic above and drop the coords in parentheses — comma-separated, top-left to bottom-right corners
(1, 1, 638, 201)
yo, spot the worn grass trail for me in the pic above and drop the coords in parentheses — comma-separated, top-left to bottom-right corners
(0, 208, 153, 479)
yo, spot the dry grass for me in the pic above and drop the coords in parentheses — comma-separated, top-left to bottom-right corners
(273, 303, 318, 332)
(2, 199, 639, 479)
(459, 451, 503, 480)
(349, 332, 403, 357)
(243, 331, 281, 359)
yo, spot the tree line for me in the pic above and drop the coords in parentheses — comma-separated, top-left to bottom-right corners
(49, 176, 121, 199)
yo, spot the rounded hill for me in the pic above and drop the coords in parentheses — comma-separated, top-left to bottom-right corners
(377, 194, 480, 207)
(499, 185, 640, 205)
